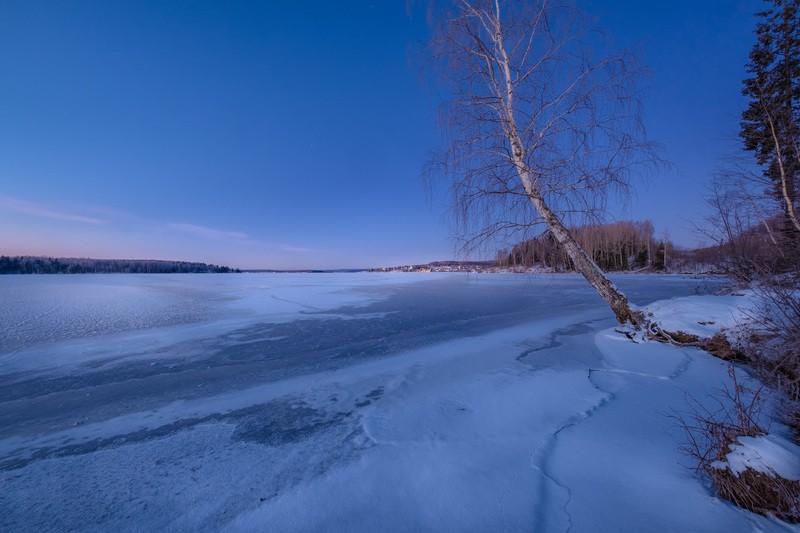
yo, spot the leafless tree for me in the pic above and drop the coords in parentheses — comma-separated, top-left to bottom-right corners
(694, 156, 790, 277)
(424, 0, 659, 325)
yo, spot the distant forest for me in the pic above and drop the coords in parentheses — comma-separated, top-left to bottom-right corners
(495, 219, 777, 274)
(499, 221, 661, 272)
(0, 256, 240, 274)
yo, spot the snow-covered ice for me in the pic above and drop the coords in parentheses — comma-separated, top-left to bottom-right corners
(0, 273, 796, 531)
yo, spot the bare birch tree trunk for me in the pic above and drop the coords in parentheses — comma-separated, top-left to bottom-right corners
(758, 89, 800, 238)
(488, 0, 639, 325)
(526, 186, 638, 323)
(426, 0, 658, 327)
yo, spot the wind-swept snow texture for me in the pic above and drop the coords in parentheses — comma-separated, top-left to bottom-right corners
(0, 273, 793, 531)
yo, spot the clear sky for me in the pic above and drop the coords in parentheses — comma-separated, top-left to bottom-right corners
(0, 0, 762, 269)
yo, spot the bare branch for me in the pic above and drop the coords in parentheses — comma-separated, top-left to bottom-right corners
(424, 1, 661, 325)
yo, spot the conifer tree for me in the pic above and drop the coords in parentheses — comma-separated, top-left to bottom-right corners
(741, 0, 800, 241)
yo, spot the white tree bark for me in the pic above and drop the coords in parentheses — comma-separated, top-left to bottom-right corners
(489, 0, 639, 325)
(427, 0, 657, 326)
(762, 99, 800, 237)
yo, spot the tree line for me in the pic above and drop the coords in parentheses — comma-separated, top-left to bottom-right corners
(496, 220, 671, 272)
(496, 213, 792, 275)
(0, 256, 240, 274)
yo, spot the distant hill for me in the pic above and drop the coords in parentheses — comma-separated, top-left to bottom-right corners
(0, 256, 240, 274)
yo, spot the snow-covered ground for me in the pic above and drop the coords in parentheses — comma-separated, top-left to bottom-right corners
(0, 273, 796, 531)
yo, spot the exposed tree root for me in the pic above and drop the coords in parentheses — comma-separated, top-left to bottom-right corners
(639, 320, 747, 364)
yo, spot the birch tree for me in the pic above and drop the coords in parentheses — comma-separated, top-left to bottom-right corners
(425, 0, 658, 325)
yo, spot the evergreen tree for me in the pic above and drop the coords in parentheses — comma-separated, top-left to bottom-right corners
(740, 0, 800, 242)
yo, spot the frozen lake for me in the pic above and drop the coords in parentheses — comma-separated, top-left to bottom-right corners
(2, 273, 780, 531)
(0, 273, 706, 440)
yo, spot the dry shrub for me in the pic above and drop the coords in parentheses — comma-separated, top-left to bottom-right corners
(673, 367, 800, 522)
(738, 275, 800, 441)
(674, 367, 766, 468)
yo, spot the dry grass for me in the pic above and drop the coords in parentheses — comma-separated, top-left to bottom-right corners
(702, 333, 748, 362)
(712, 467, 800, 523)
(673, 367, 800, 522)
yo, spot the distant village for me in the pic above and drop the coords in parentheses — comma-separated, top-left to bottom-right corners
(369, 261, 499, 273)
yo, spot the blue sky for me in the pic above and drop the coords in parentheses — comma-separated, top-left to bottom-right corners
(0, 1, 761, 269)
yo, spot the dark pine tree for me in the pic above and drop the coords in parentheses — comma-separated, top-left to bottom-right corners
(740, 0, 800, 246)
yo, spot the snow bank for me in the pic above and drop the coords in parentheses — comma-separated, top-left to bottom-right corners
(716, 434, 800, 481)
(641, 292, 759, 339)
(537, 325, 791, 532)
